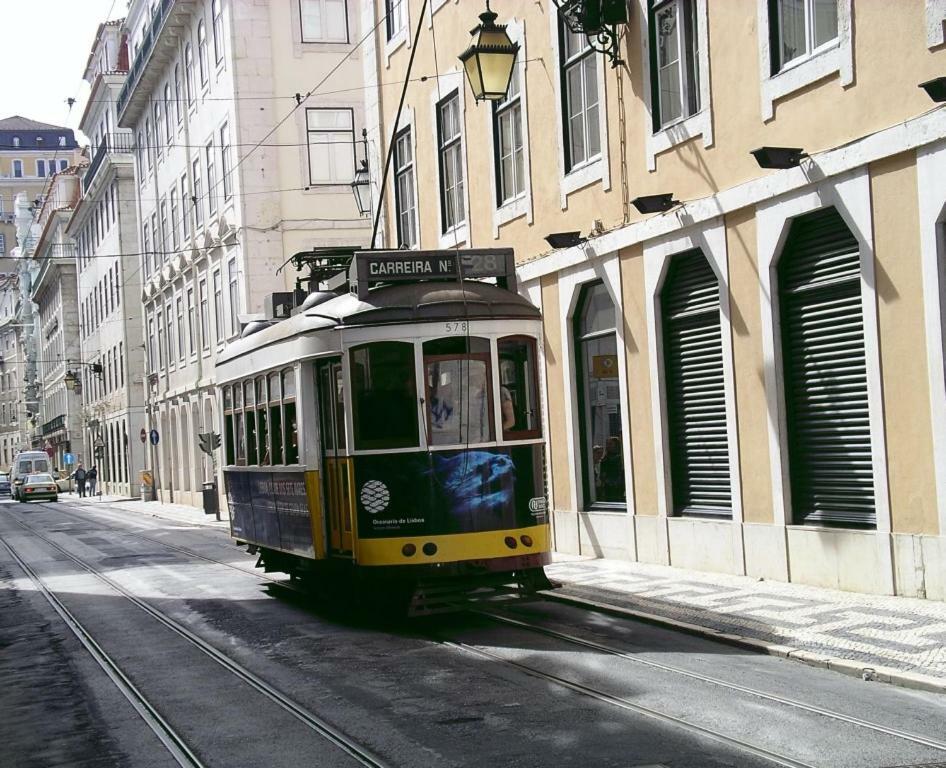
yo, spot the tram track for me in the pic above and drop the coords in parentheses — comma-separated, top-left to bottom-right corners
(471, 607, 946, 753)
(23, 500, 946, 767)
(4, 510, 390, 768)
(0, 534, 208, 768)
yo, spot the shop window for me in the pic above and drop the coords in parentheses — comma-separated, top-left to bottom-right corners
(575, 282, 625, 506)
(351, 342, 419, 450)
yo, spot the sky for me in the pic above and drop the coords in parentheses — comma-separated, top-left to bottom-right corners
(0, 0, 125, 146)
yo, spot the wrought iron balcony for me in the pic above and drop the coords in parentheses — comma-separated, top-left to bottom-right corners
(116, 0, 175, 122)
(42, 413, 65, 436)
(83, 133, 135, 193)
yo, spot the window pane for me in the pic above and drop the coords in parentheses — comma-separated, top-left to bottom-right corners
(423, 338, 494, 446)
(582, 333, 624, 503)
(813, 0, 838, 48)
(580, 282, 615, 336)
(285, 402, 299, 463)
(351, 342, 419, 449)
(778, 0, 807, 66)
(498, 337, 541, 438)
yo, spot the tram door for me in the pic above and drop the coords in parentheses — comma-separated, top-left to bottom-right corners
(317, 359, 354, 554)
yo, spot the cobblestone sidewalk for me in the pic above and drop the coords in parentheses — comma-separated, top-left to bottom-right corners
(61, 492, 229, 530)
(546, 557, 946, 691)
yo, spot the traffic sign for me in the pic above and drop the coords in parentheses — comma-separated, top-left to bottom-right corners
(149, 429, 160, 445)
(64, 452, 75, 465)
(140, 428, 147, 443)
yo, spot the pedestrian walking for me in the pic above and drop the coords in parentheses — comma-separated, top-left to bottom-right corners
(74, 464, 87, 498)
(87, 466, 98, 497)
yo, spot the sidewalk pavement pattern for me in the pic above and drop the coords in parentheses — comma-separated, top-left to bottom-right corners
(64, 495, 946, 691)
(545, 557, 946, 690)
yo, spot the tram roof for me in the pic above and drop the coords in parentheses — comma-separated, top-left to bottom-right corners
(217, 280, 540, 367)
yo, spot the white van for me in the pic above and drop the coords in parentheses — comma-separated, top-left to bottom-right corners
(12, 451, 51, 501)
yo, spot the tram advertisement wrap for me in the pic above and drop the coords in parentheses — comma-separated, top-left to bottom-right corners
(353, 445, 547, 538)
(225, 470, 315, 557)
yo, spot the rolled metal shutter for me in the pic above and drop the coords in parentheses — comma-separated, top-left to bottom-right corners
(778, 207, 875, 527)
(662, 250, 732, 517)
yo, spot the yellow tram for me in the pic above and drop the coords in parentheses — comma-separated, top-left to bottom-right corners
(215, 249, 552, 612)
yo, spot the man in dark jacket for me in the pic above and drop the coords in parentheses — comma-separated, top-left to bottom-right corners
(87, 466, 98, 497)
(74, 464, 87, 497)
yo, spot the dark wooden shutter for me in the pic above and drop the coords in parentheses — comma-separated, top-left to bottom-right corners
(662, 250, 732, 517)
(778, 207, 875, 528)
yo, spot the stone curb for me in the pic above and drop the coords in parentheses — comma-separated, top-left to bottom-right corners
(544, 589, 946, 696)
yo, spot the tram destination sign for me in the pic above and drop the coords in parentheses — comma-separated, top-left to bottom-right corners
(352, 248, 516, 299)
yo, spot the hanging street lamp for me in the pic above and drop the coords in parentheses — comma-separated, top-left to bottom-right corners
(458, 1, 520, 103)
(351, 160, 371, 218)
(64, 370, 79, 392)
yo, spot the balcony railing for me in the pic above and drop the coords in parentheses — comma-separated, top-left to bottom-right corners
(116, 0, 174, 119)
(42, 413, 65, 436)
(83, 133, 136, 193)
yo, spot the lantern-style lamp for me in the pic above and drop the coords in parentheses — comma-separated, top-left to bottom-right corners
(64, 370, 79, 391)
(351, 160, 371, 218)
(459, 1, 520, 103)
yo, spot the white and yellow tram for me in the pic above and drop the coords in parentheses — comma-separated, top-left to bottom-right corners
(215, 249, 552, 612)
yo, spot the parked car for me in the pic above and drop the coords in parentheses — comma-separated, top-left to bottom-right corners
(0, 473, 10, 495)
(11, 451, 51, 501)
(20, 473, 58, 502)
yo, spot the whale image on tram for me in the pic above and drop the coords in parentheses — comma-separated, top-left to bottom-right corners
(215, 247, 553, 613)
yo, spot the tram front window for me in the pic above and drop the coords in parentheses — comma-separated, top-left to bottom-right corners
(351, 342, 419, 450)
(424, 337, 494, 446)
(498, 336, 541, 440)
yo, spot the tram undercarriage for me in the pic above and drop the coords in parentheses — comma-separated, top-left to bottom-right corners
(246, 544, 556, 616)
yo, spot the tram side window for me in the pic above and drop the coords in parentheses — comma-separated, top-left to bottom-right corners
(255, 377, 269, 465)
(234, 383, 246, 464)
(351, 342, 419, 450)
(498, 336, 541, 440)
(423, 336, 494, 446)
(244, 381, 258, 464)
(269, 372, 283, 464)
(223, 386, 235, 464)
(283, 368, 299, 464)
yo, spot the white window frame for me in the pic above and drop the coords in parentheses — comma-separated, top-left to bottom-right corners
(304, 107, 356, 186)
(212, 0, 225, 65)
(927, 0, 946, 47)
(643, 221, 744, 567)
(197, 19, 209, 88)
(756, 169, 891, 542)
(393, 123, 418, 249)
(550, 13, 610, 209)
(486, 18, 533, 237)
(916, 141, 946, 539)
(227, 257, 239, 338)
(384, 0, 409, 65)
(757, 0, 852, 122)
(299, 0, 349, 43)
(430, 74, 470, 249)
(556, 254, 636, 521)
(639, 0, 713, 171)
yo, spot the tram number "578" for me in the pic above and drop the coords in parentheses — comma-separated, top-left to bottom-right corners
(444, 321, 469, 334)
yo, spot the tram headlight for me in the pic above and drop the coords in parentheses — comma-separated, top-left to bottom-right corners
(422, 542, 438, 556)
(402, 543, 416, 557)
(520, 535, 533, 548)
(504, 536, 518, 549)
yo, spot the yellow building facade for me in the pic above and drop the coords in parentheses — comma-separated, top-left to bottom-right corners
(366, 0, 946, 599)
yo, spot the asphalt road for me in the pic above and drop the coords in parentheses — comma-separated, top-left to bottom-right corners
(1, 496, 944, 768)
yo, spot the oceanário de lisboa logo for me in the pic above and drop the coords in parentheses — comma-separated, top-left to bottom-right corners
(360, 480, 390, 515)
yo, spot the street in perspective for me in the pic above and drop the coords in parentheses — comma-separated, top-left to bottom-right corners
(1, 1, 946, 767)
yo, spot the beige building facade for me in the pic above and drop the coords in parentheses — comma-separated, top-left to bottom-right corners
(366, 0, 946, 599)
